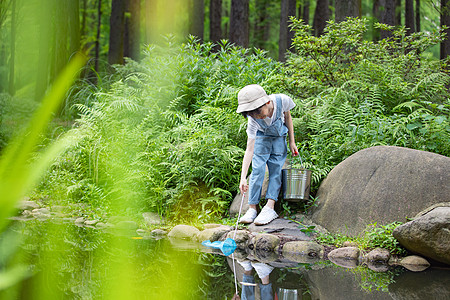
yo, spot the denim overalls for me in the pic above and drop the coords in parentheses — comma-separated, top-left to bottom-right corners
(248, 96, 288, 205)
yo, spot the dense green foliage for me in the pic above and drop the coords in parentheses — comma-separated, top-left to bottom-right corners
(30, 19, 450, 223)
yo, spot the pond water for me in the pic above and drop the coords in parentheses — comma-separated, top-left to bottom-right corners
(1, 220, 449, 299)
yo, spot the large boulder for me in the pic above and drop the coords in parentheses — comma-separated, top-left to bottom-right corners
(393, 205, 450, 266)
(310, 146, 450, 236)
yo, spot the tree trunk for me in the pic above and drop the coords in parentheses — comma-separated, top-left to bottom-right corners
(109, 0, 125, 65)
(254, 0, 269, 49)
(313, 0, 330, 36)
(53, 0, 68, 80)
(124, 0, 140, 60)
(35, 1, 52, 100)
(279, 0, 296, 62)
(415, 0, 420, 32)
(441, 0, 450, 60)
(81, 0, 87, 40)
(95, 0, 102, 73)
(395, 0, 401, 25)
(379, 0, 395, 39)
(405, 0, 415, 34)
(68, 0, 81, 58)
(229, 0, 249, 47)
(209, 0, 222, 42)
(335, 0, 361, 23)
(301, 0, 310, 25)
(9, 0, 16, 95)
(189, 0, 204, 40)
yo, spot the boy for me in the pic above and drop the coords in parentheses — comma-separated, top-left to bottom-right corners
(236, 84, 298, 225)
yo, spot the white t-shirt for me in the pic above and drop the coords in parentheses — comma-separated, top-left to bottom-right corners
(246, 94, 295, 139)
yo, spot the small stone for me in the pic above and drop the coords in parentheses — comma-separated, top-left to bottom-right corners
(17, 200, 39, 210)
(136, 229, 147, 236)
(342, 241, 358, 247)
(366, 248, 391, 263)
(151, 229, 167, 236)
(168, 225, 200, 240)
(75, 217, 85, 224)
(400, 255, 430, 272)
(84, 219, 100, 226)
(254, 234, 280, 251)
(32, 208, 50, 215)
(328, 247, 360, 261)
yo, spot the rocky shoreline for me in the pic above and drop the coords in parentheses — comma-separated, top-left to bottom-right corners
(11, 199, 434, 273)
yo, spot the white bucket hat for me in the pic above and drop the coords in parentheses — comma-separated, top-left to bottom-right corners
(236, 84, 271, 113)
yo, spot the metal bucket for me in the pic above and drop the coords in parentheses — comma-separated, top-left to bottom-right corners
(282, 168, 311, 202)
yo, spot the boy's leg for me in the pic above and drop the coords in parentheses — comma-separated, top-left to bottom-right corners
(248, 152, 270, 206)
(265, 137, 287, 202)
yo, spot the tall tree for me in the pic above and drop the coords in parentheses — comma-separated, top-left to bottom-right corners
(35, 1, 52, 100)
(279, 0, 296, 62)
(53, 0, 69, 80)
(395, 0, 401, 25)
(335, 0, 361, 23)
(124, 0, 140, 60)
(415, 0, 421, 32)
(379, 0, 395, 39)
(8, 0, 16, 95)
(441, 0, 450, 60)
(405, 0, 416, 34)
(229, 0, 249, 47)
(253, 0, 270, 49)
(68, 0, 81, 58)
(209, 0, 222, 42)
(109, 0, 125, 65)
(189, 0, 204, 40)
(313, 0, 330, 36)
(299, 0, 310, 25)
(95, 0, 103, 72)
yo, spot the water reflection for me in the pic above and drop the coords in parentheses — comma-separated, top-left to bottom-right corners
(2, 221, 449, 300)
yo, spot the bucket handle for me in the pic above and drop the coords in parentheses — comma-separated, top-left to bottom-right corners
(289, 153, 304, 169)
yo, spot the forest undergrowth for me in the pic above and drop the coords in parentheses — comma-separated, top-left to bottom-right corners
(5, 18, 448, 225)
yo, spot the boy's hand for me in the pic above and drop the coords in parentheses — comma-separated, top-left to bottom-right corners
(239, 178, 248, 194)
(290, 143, 299, 156)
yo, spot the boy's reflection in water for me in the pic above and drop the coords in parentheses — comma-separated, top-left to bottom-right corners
(237, 260, 274, 300)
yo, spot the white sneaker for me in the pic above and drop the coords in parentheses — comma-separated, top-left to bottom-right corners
(253, 206, 278, 225)
(239, 208, 257, 224)
(251, 262, 274, 279)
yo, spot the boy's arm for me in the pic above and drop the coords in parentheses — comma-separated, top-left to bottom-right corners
(284, 111, 298, 156)
(240, 138, 255, 194)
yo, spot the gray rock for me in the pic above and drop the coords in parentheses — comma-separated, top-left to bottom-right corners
(393, 205, 450, 265)
(196, 226, 231, 242)
(253, 234, 280, 251)
(311, 146, 450, 236)
(226, 230, 251, 245)
(151, 229, 167, 236)
(248, 218, 314, 241)
(399, 255, 430, 272)
(365, 248, 390, 263)
(84, 219, 100, 226)
(32, 208, 50, 215)
(75, 217, 85, 224)
(328, 247, 360, 261)
(282, 241, 324, 259)
(167, 225, 200, 240)
(18, 200, 40, 210)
